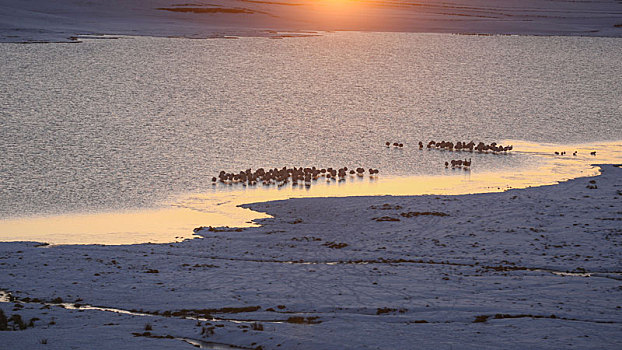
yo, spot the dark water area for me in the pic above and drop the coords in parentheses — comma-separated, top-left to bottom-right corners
(1, 32, 621, 219)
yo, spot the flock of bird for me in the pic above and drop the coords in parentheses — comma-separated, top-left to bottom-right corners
(446, 158, 472, 169)
(422, 140, 513, 153)
(386, 142, 404, 148)
(554, 151, 597, 156)
(211, 140, 521, 187)
(209, 141, 599, 189)
(412, 140, 513, 170)
(387, 140, 513, 153)
(211, 166, 379, 187)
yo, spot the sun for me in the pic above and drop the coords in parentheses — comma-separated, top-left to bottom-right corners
(305, 0, 372, 28)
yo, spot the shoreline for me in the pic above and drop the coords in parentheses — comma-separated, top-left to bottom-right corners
(1, 164, 620, 348)
(1, 139, 620, 245)
(4, 29, 622, 45)
(4, 27, 622, 46)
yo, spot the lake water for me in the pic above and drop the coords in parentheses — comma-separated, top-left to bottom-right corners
(1, 32, 621, 243)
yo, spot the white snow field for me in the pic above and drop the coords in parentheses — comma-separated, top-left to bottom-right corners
(1, 164, 621, 349)
(1, 0, 621, 42)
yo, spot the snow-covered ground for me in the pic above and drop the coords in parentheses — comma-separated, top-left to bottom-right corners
(1, 0, 621, 42)
(1, 164, 621, 349)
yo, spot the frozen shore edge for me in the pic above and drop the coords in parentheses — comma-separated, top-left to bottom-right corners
(1, 164, 621, 349)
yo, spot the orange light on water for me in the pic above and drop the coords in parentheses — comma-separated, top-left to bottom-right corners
(0, 141, 619, 245)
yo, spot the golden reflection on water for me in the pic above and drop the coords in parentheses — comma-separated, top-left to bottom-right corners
(0, 141, 620, 245)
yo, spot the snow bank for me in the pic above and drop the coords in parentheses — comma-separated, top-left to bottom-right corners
(1, 164, 621, 349)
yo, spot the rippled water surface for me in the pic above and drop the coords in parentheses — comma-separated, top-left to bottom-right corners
(1, 32, 621, 220)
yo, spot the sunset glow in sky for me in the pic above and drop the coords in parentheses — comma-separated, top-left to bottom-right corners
(304, 0, 378, 28)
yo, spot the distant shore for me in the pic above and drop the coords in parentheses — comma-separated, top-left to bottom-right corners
(1, 0, 621, 43)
